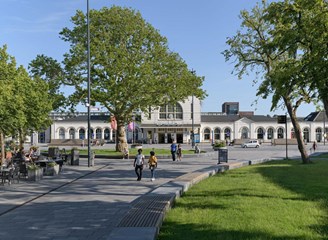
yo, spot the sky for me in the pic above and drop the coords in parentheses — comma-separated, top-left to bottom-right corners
(0, 0, 318, 117)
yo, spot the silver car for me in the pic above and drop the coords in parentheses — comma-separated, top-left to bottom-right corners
(241, 140, 260, 148)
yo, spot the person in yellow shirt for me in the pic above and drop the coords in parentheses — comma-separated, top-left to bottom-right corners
(148, 151, 157, 181)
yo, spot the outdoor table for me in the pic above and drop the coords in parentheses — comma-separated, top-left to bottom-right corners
(34, 159, 54, 168)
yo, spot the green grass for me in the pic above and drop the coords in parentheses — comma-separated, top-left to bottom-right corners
(158, 160, 328, 240)
(76, 148, 195, 156)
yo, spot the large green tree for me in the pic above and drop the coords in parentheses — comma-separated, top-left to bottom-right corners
(222, 0, 321, 164)
(0, 45, 53, 161)
(29, 55, 66, 112)
(60, 6, 206, 151)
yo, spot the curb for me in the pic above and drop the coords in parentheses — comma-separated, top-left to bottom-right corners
(107, 159, 270, 240)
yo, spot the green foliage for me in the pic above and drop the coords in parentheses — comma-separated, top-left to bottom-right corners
(0, 45, 53, 154)
(159, 160, 328, 240)
(59, 6, 207, 151)
(29, 55, 66, 111)
(222, 0, 326, 163)
(213, 140, 226, 148)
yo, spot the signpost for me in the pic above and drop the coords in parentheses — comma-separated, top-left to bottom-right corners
(277, 115, 288, 159)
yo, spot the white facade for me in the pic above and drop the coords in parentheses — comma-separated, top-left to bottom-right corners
(32, 98, 327, 145)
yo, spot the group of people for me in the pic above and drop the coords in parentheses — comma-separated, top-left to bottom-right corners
(132, 142, 183, 182)
(133, 149, 157, 181)
(170, 142, 182, 161)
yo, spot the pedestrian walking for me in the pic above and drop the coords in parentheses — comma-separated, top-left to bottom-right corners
(170, 141, 177, 161)
(133, 149, 145, 181)
(312, 140, 317, 152)
(148, 151, 157, 181)
(177, 144, 182, 161)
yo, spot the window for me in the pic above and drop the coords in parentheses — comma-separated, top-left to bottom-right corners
(303, 128, 309, 142)
(159, 103, 183, 120)
(214, 128, 221, 140)
(59, 128, 65, 140)
(104, 128, 110, 140)
(316, 127, 322, 142)
(224, 128, 231, 140)
(69, 128, 75, 139)
(277, 127, 284, 139)
(267, 128, 274, 140)
(96, 128, 102, 139)
(241, 127, 249, 139)
(79, 129, 85, 139)
(204, 128, 211, 140)
(257, 128, 264, 139)
(38, 131, 46, 143)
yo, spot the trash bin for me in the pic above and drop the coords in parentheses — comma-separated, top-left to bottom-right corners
(71, 148, 79, 165)
(218, 148, 228, 164)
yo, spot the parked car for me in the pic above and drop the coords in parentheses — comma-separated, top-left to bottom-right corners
(241, 140, 260, 148)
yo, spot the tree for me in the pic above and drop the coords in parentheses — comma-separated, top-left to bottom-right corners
(29, 55, 66, 112)
(222, 0, 319, 163)
(0, 45, 53, 161)
(60, 6, 206, 151)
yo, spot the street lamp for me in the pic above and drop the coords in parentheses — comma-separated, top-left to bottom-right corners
(87, 0, 91, 167)
(191, 69, 195, 149)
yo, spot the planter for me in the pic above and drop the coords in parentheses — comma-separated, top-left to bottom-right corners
(28, 168, 43, 181)
(44, 165, 60, 176)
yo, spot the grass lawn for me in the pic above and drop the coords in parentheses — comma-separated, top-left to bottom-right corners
(77, 148, 196, 156)
(158, 160, 328, 240)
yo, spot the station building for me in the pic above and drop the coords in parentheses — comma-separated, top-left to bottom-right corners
(31, 98, 328, 145)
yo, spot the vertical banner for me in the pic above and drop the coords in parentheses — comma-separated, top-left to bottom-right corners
(110, 116, 117, 130)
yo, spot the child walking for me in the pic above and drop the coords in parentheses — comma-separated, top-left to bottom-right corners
(134, 149, 145, 181)
(148, 151, 158, 181)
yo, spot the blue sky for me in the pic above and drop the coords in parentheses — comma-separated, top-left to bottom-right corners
(0, 0, 317, 116)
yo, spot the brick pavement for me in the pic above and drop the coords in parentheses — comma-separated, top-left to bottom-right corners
(0, 145, 326, 240)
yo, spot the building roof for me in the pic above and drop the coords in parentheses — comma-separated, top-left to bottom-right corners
(58, 115, 110, 122)
(201, 114, 306, 123)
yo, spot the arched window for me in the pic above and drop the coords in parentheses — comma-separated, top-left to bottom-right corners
(204, 128, 211, 140)
(267, 128, 274, 140)
(38, 131, 46, 143)
(69, 128, 75, 139)
(104, 128, 110, 141)
(79, 129, 85, 139)
(59, 128, 65, 140)
(277, 127, 284, 139)
(96, 128, 102, 139)
(303, 128, 309, 142)
(224, 128, 231, 140)
(316, 127, 322, 142)
(241, 127, 249, 139)
(257, 127, 264, 139)
(214, 128, 221, 140)
(159, 103, 183, 120)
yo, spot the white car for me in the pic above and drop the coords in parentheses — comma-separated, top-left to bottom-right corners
(241, 140, 260, 148)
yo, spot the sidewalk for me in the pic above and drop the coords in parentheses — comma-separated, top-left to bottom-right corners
(0, 146, 323, 240)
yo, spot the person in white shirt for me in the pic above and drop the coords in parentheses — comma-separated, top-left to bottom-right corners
(133, 149, 145, 181)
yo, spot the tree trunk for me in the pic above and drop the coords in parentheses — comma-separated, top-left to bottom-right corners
(285, 99, 310, 164)
(115, 122, 128, 152)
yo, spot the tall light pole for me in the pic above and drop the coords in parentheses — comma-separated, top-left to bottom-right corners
(87, 0, 91, 167)
(191, 70, 195, 149)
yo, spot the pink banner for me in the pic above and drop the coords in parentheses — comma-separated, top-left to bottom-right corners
(110, 116, 117, 130)
(128, 121, 135, 131)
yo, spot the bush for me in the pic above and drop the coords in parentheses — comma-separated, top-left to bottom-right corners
(213, 140, 226, 148)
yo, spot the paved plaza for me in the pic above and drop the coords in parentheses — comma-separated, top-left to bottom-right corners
(0, 143, 327, 240)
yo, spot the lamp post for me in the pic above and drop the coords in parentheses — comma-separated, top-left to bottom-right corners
(87, 0, 91, 167)
(191, 70, 195, 149)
